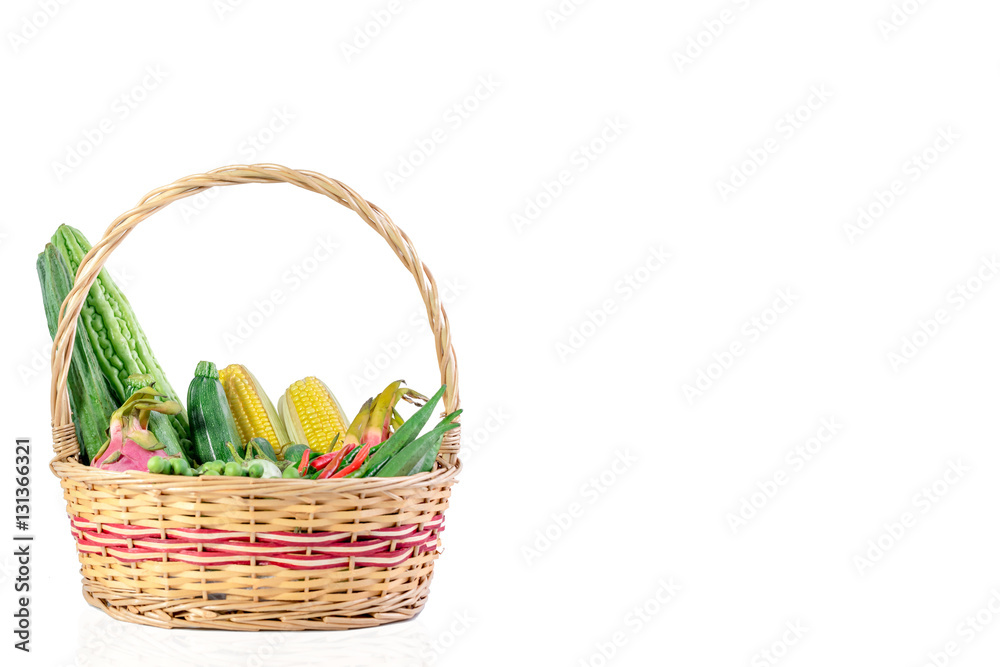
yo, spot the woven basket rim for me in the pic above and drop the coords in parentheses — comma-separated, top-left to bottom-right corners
(49, 455, 461, 490)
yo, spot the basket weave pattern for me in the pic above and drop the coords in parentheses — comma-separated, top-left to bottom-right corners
(48, 165, 461, 630)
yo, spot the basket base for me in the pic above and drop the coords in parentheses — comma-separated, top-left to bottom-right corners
(81, 578, 432, 631)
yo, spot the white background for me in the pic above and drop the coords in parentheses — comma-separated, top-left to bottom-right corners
(2, 1, 1000, 665)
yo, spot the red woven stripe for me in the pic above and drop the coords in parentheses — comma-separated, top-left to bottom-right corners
(71, 515, 443, 570)
(251, 531, 352, 546)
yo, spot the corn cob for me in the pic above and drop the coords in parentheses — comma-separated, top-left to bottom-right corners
(277, 377, 349, 454)
(219, 364, 290, 454)
(51, 225, 190, 445)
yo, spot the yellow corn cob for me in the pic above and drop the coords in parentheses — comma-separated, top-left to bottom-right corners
(277, 376, 349, 454)
(219, 364, 291, 454)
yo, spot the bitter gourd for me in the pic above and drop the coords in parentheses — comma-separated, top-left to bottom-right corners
(50, 224, 190, 448)
(36, 243, 118, 463)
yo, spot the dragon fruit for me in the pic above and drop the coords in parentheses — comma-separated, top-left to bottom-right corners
(91, 386, 182, 472)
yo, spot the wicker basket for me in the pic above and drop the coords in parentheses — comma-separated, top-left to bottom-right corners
(48, 164, 461, 631)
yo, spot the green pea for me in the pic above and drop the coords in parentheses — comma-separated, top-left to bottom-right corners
(224, 462, 244, 476)
(282, 466, 301, 479)
(205, 461, 226, 474)
(147, 457, 166, 474)
(248, 461, 264, 478)
(170, 458, 190, 475)
(202, 469, 221, 476)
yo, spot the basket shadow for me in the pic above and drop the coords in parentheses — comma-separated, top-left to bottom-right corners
(74, 605, 435, 666)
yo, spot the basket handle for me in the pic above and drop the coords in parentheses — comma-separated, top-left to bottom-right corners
(49, 164, 461, 466)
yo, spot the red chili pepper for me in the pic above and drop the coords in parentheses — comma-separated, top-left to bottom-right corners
(329, 443, 372, 479)
(297, 448, 312, 476)
(311, 451, 336, 470)
(317, 444, 357, 479)
(311, 434, 343, 470)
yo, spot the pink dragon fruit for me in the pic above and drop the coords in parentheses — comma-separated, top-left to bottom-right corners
(91, 386, 182, 472)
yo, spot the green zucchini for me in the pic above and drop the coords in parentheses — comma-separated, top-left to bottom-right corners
(187, 361, 241, 463)
(124, 374, 191, 464)
(36, 244, 118, 464)
(50, 225, 190, 449)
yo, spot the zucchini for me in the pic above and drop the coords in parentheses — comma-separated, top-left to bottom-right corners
(124, 374, 191, 464)
(36, 244, 118, 463)
(50, 224, 190, 448)
(187, 361, 242, 463)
